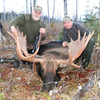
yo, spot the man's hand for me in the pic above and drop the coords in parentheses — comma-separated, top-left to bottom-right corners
(62, 41, 68, 47)
(10, 26, 16, 32)
(39, 28, 45, 35)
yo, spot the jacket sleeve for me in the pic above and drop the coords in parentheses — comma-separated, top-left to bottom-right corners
(39, 20, 46, 28)
(10, 14, 25, 28)
(62, 28, 67, 41)
(39, 20, 46, 40)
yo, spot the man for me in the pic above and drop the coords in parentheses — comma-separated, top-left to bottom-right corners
(62, 15, 95, 68)
(10, 6, 46, 66)
(10, 6, 45, 49)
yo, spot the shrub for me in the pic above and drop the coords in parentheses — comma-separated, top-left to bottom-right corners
(83, 7, 100, 43)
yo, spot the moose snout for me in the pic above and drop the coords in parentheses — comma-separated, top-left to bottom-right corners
(43, 82, 57, 91)
(43, 72, 59, 91)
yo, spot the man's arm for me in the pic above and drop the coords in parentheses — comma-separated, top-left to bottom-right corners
(75, 23, 89, 36)
(39, 21, 46, 35)
(10, 14, 25, 32)
(62, 27, 68, 47)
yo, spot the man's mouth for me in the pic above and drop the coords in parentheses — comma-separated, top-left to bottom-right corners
(32, 15, 40, 21)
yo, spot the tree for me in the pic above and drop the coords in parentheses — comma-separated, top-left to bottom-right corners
(3, 0, 5, 21)
(75, 0, 78, 22)
(26, 0, 29, 13)
(30, 0, 32, 13)
(33, 0, 36, 7)
(99, 0, 100, 26)
(64, 0, 67, 16)
(47, 0, 50, 23)
(52, 0, 55, 19)
(84, 7, 100, 42)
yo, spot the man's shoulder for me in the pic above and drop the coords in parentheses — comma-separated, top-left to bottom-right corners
(73, 22, 83, 29)
(73, 22, 81, 26)
(22, 14, 32, 20)
(38, 19, 46, 27)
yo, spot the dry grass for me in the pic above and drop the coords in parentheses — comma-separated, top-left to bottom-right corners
(41, 23, 63, 44)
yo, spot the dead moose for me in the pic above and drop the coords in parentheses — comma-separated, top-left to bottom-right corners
(8, 28, 94, 91)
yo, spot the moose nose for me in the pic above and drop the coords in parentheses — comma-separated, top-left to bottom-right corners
(43, 72, 57, 91)
(43, 82, 57, 91)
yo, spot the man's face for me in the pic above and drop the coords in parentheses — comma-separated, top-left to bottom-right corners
(32, 11, 41, 21)
(64, 20, 73, 29)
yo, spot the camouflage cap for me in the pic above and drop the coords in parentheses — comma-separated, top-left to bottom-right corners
(63, 15, 72, 22)
(33, 6, 42, 13)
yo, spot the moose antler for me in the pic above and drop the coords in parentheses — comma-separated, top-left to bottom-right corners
(57, 30, 94, 68)
(7, 28, 44, 63)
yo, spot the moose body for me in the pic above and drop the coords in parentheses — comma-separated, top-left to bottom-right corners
(8, 28, 94, 91)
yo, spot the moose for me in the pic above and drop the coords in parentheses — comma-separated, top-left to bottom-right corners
(8, 28, 94, 91)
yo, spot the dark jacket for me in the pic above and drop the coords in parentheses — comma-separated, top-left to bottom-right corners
(0, 23, 3, 28)
(63, 23, 89, 42)
(10, 14, 45, 45)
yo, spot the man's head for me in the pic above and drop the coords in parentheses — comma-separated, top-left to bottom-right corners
(63, 15, 73, 29)
(32, 6, 42, 21)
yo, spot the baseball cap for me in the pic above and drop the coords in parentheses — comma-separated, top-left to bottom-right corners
(33, 6, 42, 13)
(63, 15, 72, 22)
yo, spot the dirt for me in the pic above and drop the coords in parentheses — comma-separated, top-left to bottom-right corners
(0, 36, 100, 100)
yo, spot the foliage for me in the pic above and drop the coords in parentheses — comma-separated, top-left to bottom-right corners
(97, 34, 100, 44)
(59, 31, 63, 39)
(83, 7, 100, 43)
(50, 19, 55, 27)
(0, 93, 5, 100)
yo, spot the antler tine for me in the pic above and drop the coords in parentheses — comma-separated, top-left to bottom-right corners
(78, 30, 81, 41)
(7, 31, 16, 42)
(68, 49, 72, 64)
(57, 30, 94, 68)
(85, 30, 94, 45)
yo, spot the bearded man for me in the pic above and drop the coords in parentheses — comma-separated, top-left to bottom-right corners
(10, 6, 46, 66)
(10, 6, 45, 48)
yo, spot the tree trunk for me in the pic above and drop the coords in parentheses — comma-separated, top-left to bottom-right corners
(99, 0, 100, 26)
(33, 0, 36, 7)
(26, 0, 29, 13)
(47, 0, 50, 23)
(64, 0, 67, 16)
(75, 0, 78, 22)
(30, 0, 32, 13)
(3, 0, 6, 21)
(52, 0, 55, 19)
